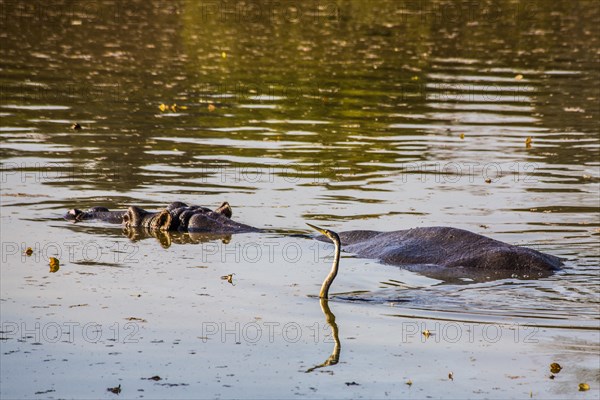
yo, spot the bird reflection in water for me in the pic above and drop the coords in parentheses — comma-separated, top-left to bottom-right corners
(305, 298, 341, 373)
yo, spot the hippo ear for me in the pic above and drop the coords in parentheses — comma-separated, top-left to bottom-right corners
(150, 209, 172, 231)
(215, 202, 232, 219)
(124, 206, 144, 227)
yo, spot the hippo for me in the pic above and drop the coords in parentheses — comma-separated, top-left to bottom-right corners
(64, 201, 259, 234)
(314, 226, 563, 282)
(64, 203, 563, 281)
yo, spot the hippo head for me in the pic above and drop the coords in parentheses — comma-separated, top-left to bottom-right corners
(64, 208, 85, 221)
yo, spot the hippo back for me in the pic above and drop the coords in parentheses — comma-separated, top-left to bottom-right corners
(341, 227, 563, 272)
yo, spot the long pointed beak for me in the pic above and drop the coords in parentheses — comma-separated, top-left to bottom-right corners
(307, 223, 328, 235)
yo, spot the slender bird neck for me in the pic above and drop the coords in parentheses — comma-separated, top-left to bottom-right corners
(319, 236, 341, 299)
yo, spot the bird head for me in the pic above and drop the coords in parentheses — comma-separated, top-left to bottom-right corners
(307, 223, 340, 244)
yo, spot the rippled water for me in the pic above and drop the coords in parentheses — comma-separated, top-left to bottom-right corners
(1, 1, 599, 398)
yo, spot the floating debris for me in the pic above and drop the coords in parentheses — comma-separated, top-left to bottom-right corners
(157, 382, 189, 387)
(107, 384, 121, 394)
(406, 379, 413, 386)
(525, 136, 532, 148)
(49, 257, 60, 273)
(345, 381, 359, 386)
(550, 363, 562, 374)
(579, 383, 590, 391)
(448, 372, 453, 381)
(34, 389, 55, 395)
(70, 123, 81, 130)
(159, 103, 187, 112)
(485, 178, 492, 184)
(422, 329, 431, 339)
(126, 317, 147, 323)
(221, 274, 235, 285)
(24, 247, 33, 256)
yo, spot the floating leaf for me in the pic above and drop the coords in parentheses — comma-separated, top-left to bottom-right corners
(422, 329, 431, 339)
(71, 122, 82, 130)
(448, 372, 453, 381)
(411, 76, 419, 81)
(525, 136, 532, 148)
(25, 247, 33, 256)
(159, 103, 168, 112)
(179, 105, 188, 110)
(170, 104, 178, 112)
(221, 274, 235, 285)
(208, 104, 216, 112)
(459, 133, 465, 139)
(515, 74, 523, 80)
(550, 362, 562, 374)
(406, 379, 413, 386)
(49, 257, 60, 273)
(579, 383, 590, 391)
(221, 51, 227, 59)
(485, 178, 492, 184)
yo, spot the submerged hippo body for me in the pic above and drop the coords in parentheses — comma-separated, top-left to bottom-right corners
(320, 227, 563, 281)
(64, 202, 259, 234)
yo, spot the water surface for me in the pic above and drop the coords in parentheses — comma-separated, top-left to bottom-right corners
(1, 1, 599, 398)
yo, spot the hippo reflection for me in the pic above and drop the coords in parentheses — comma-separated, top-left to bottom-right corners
(124, 226, 234, 249)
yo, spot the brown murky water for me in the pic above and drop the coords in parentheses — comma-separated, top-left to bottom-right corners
(1, 1, 599, 398)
